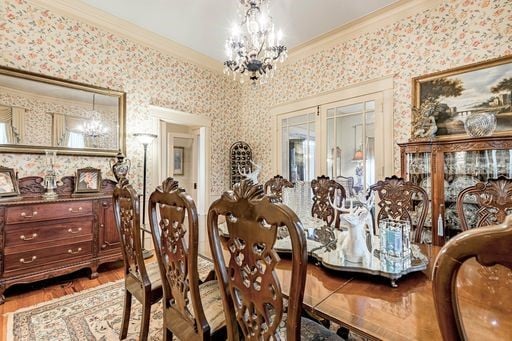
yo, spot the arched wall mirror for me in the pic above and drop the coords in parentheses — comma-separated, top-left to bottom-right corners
(0, 66, 126, 156)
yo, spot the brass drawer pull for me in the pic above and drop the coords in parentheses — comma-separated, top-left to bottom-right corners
(67, 227, 82, 234)
(68, 247, 82, 254)
(21, 211, 38, 218)
(68, 207, 83, 213)
(20, 256, 37, 264)
(20, 233, 38, 241)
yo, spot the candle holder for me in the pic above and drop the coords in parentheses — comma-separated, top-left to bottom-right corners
(43, 150, 58, 199)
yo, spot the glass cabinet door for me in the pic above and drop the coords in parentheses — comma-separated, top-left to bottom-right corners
(444, 149, 512, 236)
(404, 152, 432, 243)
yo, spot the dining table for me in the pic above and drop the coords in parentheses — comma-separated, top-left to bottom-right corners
(198, 234, 512, 341)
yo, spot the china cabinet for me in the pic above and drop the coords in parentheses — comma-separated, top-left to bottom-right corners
(399, 136, 512, 246)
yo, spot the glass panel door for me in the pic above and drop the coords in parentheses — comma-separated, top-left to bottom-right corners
(325, 99, 376, 193)
(444, 149, 512, 235)
(280, 112, 316, 182)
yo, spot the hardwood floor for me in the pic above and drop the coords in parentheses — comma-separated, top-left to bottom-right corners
(0, 260, 125, 340)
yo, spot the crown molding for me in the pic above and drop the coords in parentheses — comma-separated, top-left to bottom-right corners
(26, 0, 225, 74)
(287, 0, 443, 63)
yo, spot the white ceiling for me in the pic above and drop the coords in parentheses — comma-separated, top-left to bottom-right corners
(80, 0, 398, 62)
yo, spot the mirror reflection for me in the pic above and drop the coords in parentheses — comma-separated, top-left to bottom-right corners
(0, 68, 125, 155)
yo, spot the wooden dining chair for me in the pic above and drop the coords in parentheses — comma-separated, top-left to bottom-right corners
(369, 175, 428, 243)
(334, 175, 355, 197)
(207, 179, 342, 340)
(311, 175, 346, 228)
(432, 215, 512, 340)
(112, 179, 163, 340)
(264, 174, 294, 201)
(149, 177, 225, 340)
(456, 176, 512, 231)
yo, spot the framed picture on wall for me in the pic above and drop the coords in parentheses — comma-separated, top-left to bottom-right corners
(173, 147, 184, 175)
(75, 167, 101, 193)
(412, 55, 512, 139)
(0, 166, 19, 197)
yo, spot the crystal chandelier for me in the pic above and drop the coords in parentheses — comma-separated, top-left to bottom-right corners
(81, 94, 107, 137)
(224, 0, 287, 84)
(81, 120, 107, 138)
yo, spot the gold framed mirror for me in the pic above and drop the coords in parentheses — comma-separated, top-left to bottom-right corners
(0, 66, 126, 156)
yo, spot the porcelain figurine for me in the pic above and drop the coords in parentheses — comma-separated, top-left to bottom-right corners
(238, 160, 261, 184)
(330, 192, 374, 263)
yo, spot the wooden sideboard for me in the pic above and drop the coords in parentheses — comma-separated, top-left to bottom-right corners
(0, 178, 121, 303)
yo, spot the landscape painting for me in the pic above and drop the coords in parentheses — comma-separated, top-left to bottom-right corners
(413, 56, 512, 137)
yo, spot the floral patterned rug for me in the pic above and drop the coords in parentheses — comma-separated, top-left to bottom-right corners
(7, 280, 165, 341)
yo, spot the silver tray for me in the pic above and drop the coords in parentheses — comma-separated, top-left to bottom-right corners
(219, 223, 429, 287)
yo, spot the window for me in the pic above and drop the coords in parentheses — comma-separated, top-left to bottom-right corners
(67, 131, 85, 148)
(0, 123, 8, 144)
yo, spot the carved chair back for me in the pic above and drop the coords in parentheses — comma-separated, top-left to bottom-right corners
(456, 176, 512, 231)
(207, 179, 307, 341)
(369, 175, 428, 243)
(264, 174, 294, 201)
(433, 215, 512, 340)
(311, 175, 346, 228)
(112, 179, 150, 286)
(335, 176, 355, 197)
(148, 177, 211, 339)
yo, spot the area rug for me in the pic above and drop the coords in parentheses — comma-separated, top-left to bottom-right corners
(6, 280, 165, 341)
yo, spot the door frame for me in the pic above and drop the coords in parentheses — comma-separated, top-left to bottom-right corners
(149, 105, 211, 215)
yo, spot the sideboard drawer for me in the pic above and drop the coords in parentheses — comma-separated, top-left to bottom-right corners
(5, 201, 93, 224)
(4, 240, 93, 273)
(5, 219, 93, 249)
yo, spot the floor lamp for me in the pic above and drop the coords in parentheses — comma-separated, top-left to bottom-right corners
(134, 133, 157, 259)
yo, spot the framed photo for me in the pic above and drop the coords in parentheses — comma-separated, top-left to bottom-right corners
(75, 167, 101, 193)
(0, 166, 19, 197)
(412, 55, 512, 138)
(173, 147, 184, 175)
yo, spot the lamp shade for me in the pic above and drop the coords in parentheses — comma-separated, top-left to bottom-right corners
(134, 133, 157, 146)
(352, 149, 364, 161)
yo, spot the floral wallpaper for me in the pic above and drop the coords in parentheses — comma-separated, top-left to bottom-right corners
(1, 0, 511, 197)
(239, 0, 512, 181)
(1, 0, 242, 195)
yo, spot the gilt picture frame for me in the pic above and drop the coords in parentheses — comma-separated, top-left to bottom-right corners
(173, 147, 184, 175)
(75, 167, 101, 193)
(0, 166, 19, 198)
(412, 55, 512, 139)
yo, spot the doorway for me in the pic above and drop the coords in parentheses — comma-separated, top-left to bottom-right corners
(149, 105, 211, 215)
(167, 131, 199, 203)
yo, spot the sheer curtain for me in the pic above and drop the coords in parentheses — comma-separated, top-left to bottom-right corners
(52, 113, 68, 146)
(52, 114, 86, 148)
(11, 106, 26, 143)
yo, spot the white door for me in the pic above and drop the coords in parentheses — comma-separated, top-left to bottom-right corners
(321, 94, 383, 192)
(168, 133, 197, 203)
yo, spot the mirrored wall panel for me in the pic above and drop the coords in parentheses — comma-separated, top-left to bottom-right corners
(0, 66, 125, 156)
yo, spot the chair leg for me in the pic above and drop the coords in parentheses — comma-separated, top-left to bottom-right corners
(120, 290, 132, 340)
(163, 327, 173, 341)
(139, 297, 151, 341)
